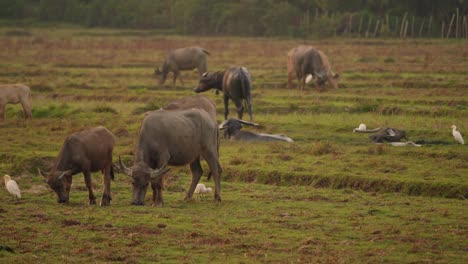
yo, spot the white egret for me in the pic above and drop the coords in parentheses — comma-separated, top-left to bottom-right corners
(451, 125, 464, 144)
(4, 174, 21, 200)
(353, 123, 367, 132)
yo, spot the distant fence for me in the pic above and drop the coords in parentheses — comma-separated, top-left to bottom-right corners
(299, 8, 468, 39)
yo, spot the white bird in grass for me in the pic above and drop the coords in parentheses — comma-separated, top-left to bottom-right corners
(305, 74, 313, 84)
(353, 123, 367, 132)
(193, 183, 212, 199)
(451, 125, 464, 145)
(4, 174, 21, 200)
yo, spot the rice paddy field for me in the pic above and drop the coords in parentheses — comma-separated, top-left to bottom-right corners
(0, 27, 467, 263)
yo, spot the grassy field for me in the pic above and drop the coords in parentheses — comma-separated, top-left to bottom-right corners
(0, 27, 467, 262)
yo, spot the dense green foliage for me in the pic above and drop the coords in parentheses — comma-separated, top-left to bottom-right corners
(0, 0, 467, 37)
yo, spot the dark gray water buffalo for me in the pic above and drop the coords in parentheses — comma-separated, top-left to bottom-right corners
(117, 108, 222, 206)
(38, 126, 115, 206)
(162, 95, 217, 122)
(287, 45, 339, 91)
(194, 66, 253, 121)
(0, 83, 32, 123)
(154, 46, 210, 88)
(354, 127, 407, 143)
(219, 118, 294, 143)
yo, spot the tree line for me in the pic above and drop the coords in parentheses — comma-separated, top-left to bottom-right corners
(0, 0, 467, 38)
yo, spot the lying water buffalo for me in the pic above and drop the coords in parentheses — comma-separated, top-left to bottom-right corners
(154, 46, 210, 88)
(0, 83, 32, 123)
(219, 118, 294, 143)
(117, 108, 222, 206)
(38, 126, 115, 206)
(194, 66, 253, 121)
(162, 95, 217, 122)
(354, 127, 407, 143)
(287, 45, 339, 91)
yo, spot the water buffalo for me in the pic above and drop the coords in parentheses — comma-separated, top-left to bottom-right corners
(194, 66, 253, 121)
(354, 126, 407, 143)
(287, 45, 339, 91)
(219, 118, 294, 143)
(154, 46, 210, 88)
(117, 108, 222, 206)
(0, 83, 32, 123)
(162, 95, 217, 122)
(38, 126, 115, 206)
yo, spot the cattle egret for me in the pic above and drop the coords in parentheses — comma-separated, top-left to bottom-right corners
(451, 125, 464, 144)
(353, 123, 367, 132)
(194, 183, 212, 200)
(305, 74, 313, 84)
(4, 174, 21, 199)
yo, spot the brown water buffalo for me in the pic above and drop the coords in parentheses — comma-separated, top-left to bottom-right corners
(154, 46, 210, 88)
(194, 66, 253, 121)
(117, 108, 222, 206)
(0, 83, 32, 122)
(162, 95, 217, 122)
(38, 126, 115, 206)
(287, 45, 339, 91)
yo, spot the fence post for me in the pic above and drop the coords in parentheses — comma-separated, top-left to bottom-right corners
(358, 15, 363, 36)
(373, 19, 380, 37)
(400, 12, 408, 38)
(419, 18, 425, 38)
(411, 16, 415, 37)
(427, 16, 432, 37)
(441, 21, 445, 38)
(403, 20, 409, 38)
(446, 14, 455, 38)
(456, 8, 459, 39)
(365, 16, 372, 38)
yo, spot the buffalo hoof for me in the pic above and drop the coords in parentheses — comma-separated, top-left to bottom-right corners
(214, 196, 221, 204)
(89, 199, 97, 205)
(131, 201, 145, 206)
(100, 194, 111, 206)
(152, 202, 163, 207)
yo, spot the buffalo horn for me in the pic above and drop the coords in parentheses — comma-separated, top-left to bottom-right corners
(37, 168, 48, 178)
(150, 162, 170, 179)
(235, 119, 259, 127)
(118, 156, 133, 178)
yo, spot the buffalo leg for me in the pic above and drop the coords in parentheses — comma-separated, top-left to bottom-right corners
(151, 177, 164, 207)
(0, 102, 5, 122)
(100, 165, 112, 206)
(234, 99, 244, 120)
(204, 153, 222, 203)
(223, 94, 230, 120)
(83, 171, 96, 205)
(20, 97, 32, 120)
(185, 158, 203, 201)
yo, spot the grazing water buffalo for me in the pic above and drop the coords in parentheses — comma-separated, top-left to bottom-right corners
(287, 45, 339, 91)
(0, 83, 32, 123)
(38, 126, 115, 206)
(354, 127, 407, 143)
(162, 95, 217, 122)
(219, 118, 294, 143)
(154, 46, 210, 88)
(194, 66, 253, 121)
(117, 108, 222, 206)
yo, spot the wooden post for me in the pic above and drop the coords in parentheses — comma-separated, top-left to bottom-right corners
(365, 16, 372, 38)
(418, 18, 425, 38)
(358, 15, 363, 36)
(427, 16, 432, 37)
(446, 14, 455, 38)
(373, 19, 380, 37)
(441, 21, 445, 38)
(456, 8, 459, 39)
(403, 20, 409, 38)
(400, 12, 408, 38)
(395, 16, 399, 37)
(411, 16, 415, 37)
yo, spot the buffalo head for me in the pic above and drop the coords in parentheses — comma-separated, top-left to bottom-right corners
(38, 168, 73, 203)
(318, 72, 339, 90)
(194, 71, 222, 93)
(117, 156, 169, 206)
